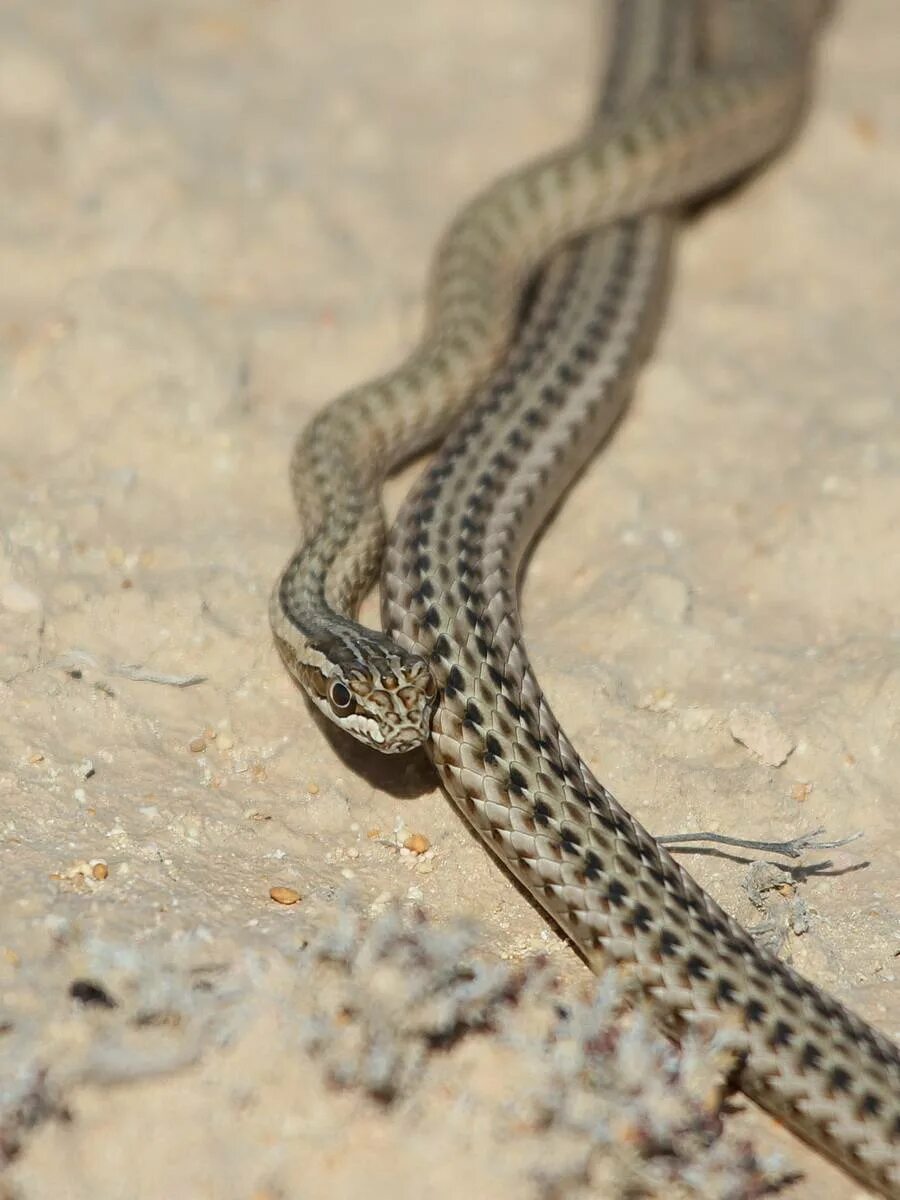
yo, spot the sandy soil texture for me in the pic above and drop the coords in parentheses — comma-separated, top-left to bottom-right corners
(1, 2, 898, 1198)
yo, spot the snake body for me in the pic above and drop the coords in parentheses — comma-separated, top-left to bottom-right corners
(272, 3, 900, 1193)
(270, 0, 814, 750)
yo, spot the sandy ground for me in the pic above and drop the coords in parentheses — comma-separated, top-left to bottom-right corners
(1, 2, 898, 1198)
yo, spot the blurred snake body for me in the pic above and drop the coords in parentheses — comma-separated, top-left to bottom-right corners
(272, 2, 900, 1193)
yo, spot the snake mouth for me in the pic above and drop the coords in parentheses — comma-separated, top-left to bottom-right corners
(383, 724, 430, 754)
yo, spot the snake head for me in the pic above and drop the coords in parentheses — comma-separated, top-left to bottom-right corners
(291, 640, 437, 754)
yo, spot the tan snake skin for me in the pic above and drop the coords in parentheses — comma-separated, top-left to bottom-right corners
(273, 2, 900, 1193)
(270, 0, 817, 751)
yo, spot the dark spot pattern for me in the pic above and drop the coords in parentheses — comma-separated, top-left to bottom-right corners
(828, 1066, 852, 1093)
(632, 903, 653, 932)
(533, 800, 551, 828)
(802, 1042, 823, 1071)
(685, 954, 709, 981)
(583, 850, 604, 880)
(771, 1021, 793, 1048)
(446, 666, 465, 695)
(745, 999, 766, 1025)
(508, 765, 527, 795)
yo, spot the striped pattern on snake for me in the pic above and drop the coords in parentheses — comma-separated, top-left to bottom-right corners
(270, 1, 821, 754)
(380, 6, 900, 1197)
(270, 0, 899, 1193)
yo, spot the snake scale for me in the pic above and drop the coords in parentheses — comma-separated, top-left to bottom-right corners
(271, 2, 900, 1193)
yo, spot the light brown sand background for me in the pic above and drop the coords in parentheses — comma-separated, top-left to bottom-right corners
(0, 2, 897, 1197)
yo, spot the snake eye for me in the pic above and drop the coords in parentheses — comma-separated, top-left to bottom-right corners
(328, 680, 356, 715)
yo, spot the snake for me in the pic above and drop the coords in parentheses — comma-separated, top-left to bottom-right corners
(270, 2, 900, 1194)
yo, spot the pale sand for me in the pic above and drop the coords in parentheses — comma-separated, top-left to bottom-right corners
(0, 2, 897, 1197)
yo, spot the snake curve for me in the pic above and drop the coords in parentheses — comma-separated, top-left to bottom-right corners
(271, 0, 816, 749)
(273, 2, 900, 1194)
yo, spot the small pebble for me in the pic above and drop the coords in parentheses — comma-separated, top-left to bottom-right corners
(404, 833, 431, 855)
(188, 736, 207, 754)
(269, 886, 301, 905)
(728, 706, 795, 767)
(308, 782, 320, 795)
(91, 862, 109, 881)
(74, 758, 95, 780)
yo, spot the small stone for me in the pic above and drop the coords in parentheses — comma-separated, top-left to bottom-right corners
(269, 886, 301, 905)
(791, 781, 812, 803)
(91, 862, 109, 881)
(307, 782, 320, 795)
(188, 736, 207, 754)
(728, 706, 795, 767)
(403, 833, 431, 855)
